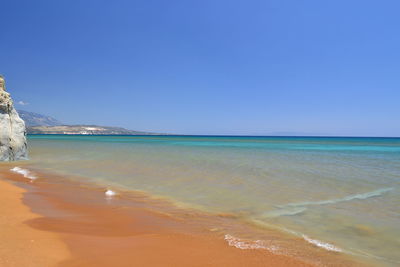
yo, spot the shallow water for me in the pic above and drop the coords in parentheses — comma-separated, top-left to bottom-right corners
(25, 135, 400, 265)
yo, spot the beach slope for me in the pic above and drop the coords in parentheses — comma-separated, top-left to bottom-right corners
(0, 179, 69, 266)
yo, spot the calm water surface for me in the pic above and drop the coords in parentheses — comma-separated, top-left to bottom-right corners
(26, 135, 400, 265)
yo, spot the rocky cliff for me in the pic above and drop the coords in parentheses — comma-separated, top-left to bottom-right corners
(0, 75, 28, 161)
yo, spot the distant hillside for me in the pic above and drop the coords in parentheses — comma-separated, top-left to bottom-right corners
(18, 110, 62, 127)
(18, 110, 158, 135)
(27, 125, 156, 135)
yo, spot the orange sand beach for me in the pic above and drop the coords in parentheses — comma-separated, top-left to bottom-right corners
(0, 167, 360, 267)
(0, 179, 70, 266)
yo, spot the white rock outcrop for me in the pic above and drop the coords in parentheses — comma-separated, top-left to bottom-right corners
(0, 75, 28, 161)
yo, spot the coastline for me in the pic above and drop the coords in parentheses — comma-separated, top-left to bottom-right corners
(0, 166, 364, 266)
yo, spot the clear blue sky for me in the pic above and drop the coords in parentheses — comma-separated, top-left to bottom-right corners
(2, 0, 399, 136)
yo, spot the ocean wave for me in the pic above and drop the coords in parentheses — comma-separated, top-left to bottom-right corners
(10, 167, 37, 180)
(224, 234, 279, 252)
(302, 235, 342, 252)
(263, 207, 307, 218)
(279, 187, 394, 208)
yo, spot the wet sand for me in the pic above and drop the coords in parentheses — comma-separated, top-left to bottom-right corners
(0, 179, 70, 266)
(0, 167, 361, 266)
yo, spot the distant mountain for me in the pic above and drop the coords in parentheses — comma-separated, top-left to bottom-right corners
(17, 110, 159, 135)
(18, 110, 62, 127)
(27, 125, 156, 135)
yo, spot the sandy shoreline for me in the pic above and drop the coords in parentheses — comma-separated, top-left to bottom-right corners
(0, 178, 70, 266)
(0, 166, 363, 266)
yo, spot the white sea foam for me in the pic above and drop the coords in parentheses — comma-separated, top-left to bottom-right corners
(105, 189, 116, 197)
(224, 234, 279, 252)
(302, 235, 342, 252)
(10, 167, 37, 180)
(263, 207, 307, 218)
(279, 187, 394, 208)
(263, 187, 394, 219)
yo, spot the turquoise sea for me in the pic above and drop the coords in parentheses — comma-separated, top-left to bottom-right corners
(24, 135, 400, 265)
